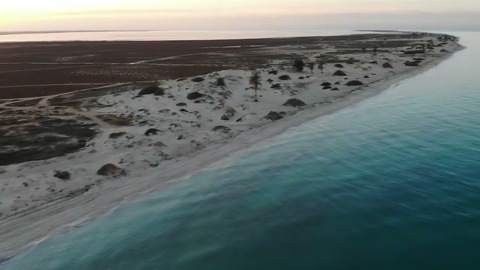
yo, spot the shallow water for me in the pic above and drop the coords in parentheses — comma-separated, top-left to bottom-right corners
(3, 32, 480, 269)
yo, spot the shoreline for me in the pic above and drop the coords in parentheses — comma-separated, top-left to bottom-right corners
(0, 34, 463, 261)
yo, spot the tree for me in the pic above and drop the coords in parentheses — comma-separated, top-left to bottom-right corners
(307, 62, 315, 74)
(318, 62, 324, 73)
(249, 71, 262, 102)
(216, 77, 226, 87)
(293, 59, 305, 72)
(421, 43, 427, 54)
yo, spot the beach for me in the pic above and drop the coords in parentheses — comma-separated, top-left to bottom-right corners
(0, 32, 462, 260)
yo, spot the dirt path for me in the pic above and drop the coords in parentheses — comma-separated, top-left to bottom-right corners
(0, 90, 114, 129)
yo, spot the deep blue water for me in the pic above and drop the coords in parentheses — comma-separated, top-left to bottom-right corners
(3, 32, 480, 270)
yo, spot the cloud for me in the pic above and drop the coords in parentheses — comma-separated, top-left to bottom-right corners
(3, 10, 480, 32)
(51, 8, 195, 17)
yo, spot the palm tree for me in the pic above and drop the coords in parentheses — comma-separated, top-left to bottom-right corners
(318, 62, 324, 73)
(249, 71, 262, 102)
(308, 62, 315, 74)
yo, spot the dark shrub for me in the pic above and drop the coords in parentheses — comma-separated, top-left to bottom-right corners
(145, 128, 160, 136)
(346, 80, 364, 86)
(283, 98, 306, 107)
(212, 126, 231, 132)
(265, 111, 283, 121)
(271, 83, 281, 89)
(191, 77, 205, 82)
(333, 70, 347, 76)
(404, 50, 424, 55)
(137, 85, 161, 97)
(293, 59, 305, 72)
(54, 171, 71, 180)
(187, 92, 205, 100)
(382, 63, 393, 68)
(216, 78, 226, 87)
(404, 61, 420, 67)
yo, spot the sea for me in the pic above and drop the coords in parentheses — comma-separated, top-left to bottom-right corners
(2, 31, 480, 269)
(0, 30, 359, 42)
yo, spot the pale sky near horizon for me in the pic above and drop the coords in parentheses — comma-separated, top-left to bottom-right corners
(1, 0, 479, 31)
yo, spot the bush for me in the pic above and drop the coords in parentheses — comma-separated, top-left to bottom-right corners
(187, 92, 205, 100)
(333, 70, 347, 76)
(382, 63, 393, 68)
(271, 83, 281, 89)
(404, 61, 420, 67)
(283, 98, 306, 107)
(191, 77, 205, 82)
(346, 80, 364, 86)
(137, 85, 161, 97)
(216, 77, 226, 87)
(293, 59, 305, 72)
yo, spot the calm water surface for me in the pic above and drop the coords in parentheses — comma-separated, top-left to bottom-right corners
(2, 32, 480, 269)
(0, 30, 357, 42)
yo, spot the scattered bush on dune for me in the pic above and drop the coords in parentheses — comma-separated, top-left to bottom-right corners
(97, 164, 125, 177)
(144, 128, 160, 136)
(187, 92, 205, 100)
(283, 98, 306, 107)
(345, 80, 364, 86)
(54, 171, 71, 180)
(225, 106, 237, 117)
(347, 58, 357, 64)
(265, 111, 283, 121)
(268, 70, 278, 75)
(212, 125, 231, 132)
(382, 62, 393, 68)
(109, 132, 126, 139)
(216, 77, 226, 87)
(137, 85, 162, 97)
(191, 77, 205, 82)
(404, 61, 420, 67)
(404, 50, 424, 55)
(292, 59, 305, 72)
(333, 70, 347, 76)
(271, 83, 281, 89)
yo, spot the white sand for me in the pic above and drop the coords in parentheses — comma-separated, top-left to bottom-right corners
(0, 34, 462, 259)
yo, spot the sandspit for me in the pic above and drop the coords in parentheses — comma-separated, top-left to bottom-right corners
(0, 32, 462, 260)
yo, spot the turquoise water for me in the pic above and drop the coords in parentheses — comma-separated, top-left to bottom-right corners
(3, 32, 480, 269)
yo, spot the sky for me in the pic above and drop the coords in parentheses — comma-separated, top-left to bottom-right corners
(1, 0, 479, 31)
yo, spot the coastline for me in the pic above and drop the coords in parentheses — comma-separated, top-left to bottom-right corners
(0, 34, 463, 261)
